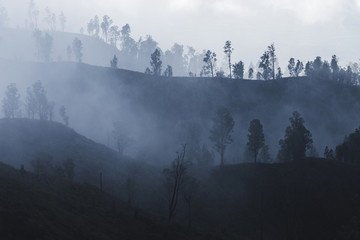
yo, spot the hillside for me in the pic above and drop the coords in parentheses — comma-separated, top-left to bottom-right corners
(0, 161, 218, 240)
(189, 159, 360, 239)
(0, 59, 359, 165)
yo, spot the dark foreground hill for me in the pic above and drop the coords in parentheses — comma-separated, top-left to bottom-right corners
(0, 118, 163, 210)
(0, 161, 218, 240)
(190, 159, 360, 240)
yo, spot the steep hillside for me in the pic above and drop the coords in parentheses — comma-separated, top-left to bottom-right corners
(0, 118, 163, 208)
(0, 59, 359, 164)
(0, 161, 218, 240)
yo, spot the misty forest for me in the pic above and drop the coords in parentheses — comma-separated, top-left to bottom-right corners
(1, 1, 360, 240)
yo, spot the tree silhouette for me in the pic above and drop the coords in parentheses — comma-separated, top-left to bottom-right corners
(209, 107, 235, 166)
(233, 61, 244, 79)
(248, 67, 254, 79)
(25, 81, 50, 120)
(2, 83, 20, 118)
(163, 145, 190, 222)
(203, 50, 217, 77)
(224, 40, 233, 78)
(110, 55, 118, 68)
(33, 29, 53, 62)
(72, 38, 83, 63)
(150, 48, 162, 76)
(278, 111, 313, 162)
(288, 58, 296, 77)
(163, 65, 173, 77)
(294, 60, 304, 77)
(268, 43, 276, 80)
(247, 119, 265, 163)
(259, 51, 271, 80)
(331, 55, 340, 81)
(101, 15, 113, 42)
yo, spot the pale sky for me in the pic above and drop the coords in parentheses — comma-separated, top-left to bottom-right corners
(2, 0, 360, 68)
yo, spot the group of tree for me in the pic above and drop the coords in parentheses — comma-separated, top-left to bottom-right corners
(143, 48, 173, 77)
(1, 81, 69, 125)
(208, 106, 314, 165)
(27, 0, 66, 31)
(32, 28, 83, 63)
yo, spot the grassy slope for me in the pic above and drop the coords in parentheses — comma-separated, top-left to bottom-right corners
(0, 161, 220, 240)
(192, 158, 360, 240)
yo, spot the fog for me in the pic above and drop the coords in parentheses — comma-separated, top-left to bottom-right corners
(1, 1, 360, 239)
(2, 0, 360, 68)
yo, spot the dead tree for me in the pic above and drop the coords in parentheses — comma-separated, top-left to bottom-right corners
(163, 144, 190, 223)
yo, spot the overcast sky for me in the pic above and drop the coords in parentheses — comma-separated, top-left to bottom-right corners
(2, 0, 360, 68)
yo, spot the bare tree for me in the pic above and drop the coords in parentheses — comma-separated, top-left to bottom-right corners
(163, 145, 191, 222)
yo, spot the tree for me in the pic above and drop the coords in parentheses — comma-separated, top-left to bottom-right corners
(101, 15, 113, 42)
(248, 67, 254, 79)
(163, 145, 191, 222)
(288, 58, 296, 77)
(43, 7, 56, 31)
(59, 11, 66, 31)
(87, 16, 100, 37)
(233, 61, 244, 79)
(25, 81, 50, 120)
(277, 111, 313, 162)
(305, 61, 313, 77)
(324, 146, 335, 160)
(268, 43, 276, 80)
(66, 45, 72, 61)
(247, 119, 265, 163)
(28, 0, 39, 29)
(276, 67, 283, 79)
(163, 65, 173, 77)
(209, 107, 235, 166)
(59, 105, 69, 126)
(203, 50, 217, 77)
(33, 29, 53, 62)
(109, 25, 120, 46)
(150, 48, 162, 76)
(2, 83, 20, 118)
(72, 38, 83, 63)
(224, 40, 233, 78)
(294, 60, 304, 77)
(110, 55, 118, 68)
(259, 51, 271, 80)
(331, 55, 339, 81)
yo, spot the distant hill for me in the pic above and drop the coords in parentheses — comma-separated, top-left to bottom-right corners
(0, 28, 121, 68)
(0, 59, 359, 164)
